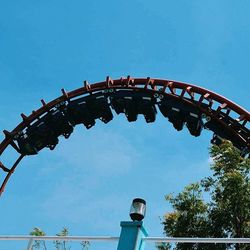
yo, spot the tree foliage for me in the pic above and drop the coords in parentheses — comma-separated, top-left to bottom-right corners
(30, 227, 47, 250)
(161, 141, 250, 250)
(29, 227, 90, 250)
(54, 227, 70, 250)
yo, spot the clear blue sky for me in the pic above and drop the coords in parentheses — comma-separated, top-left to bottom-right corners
(0, 1, 249, 249)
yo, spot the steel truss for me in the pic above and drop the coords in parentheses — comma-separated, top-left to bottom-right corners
(0, 76, 249, 195)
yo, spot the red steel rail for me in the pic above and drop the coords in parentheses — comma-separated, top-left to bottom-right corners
(0, 76, 249, 196)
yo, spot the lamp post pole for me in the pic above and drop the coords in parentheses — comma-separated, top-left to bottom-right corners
(117, 221, 148, 250)
(117, 198, 148, 250)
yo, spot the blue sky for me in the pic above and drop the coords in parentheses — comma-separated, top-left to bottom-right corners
(0, 1, 250, 249)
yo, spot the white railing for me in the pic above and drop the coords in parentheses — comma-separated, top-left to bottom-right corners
(0, 236, 119, 250)
(0, 235, 249, 250)
(144, 237, 250, 244)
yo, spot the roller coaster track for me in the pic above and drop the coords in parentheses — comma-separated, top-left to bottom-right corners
(0, 76, 249, 196)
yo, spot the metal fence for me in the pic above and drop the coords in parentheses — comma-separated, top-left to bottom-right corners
(0, 235, 249, 250)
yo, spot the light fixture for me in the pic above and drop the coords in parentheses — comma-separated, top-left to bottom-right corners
(129, 198, 146, 221)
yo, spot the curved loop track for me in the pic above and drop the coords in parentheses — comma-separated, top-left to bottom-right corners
(0, 77, 249, 195)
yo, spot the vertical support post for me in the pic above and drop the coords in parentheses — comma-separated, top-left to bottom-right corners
(26, 238, 34, 250)
(117, 221, 148, 250)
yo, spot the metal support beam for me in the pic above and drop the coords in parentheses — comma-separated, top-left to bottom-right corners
(26, 239, 33, 250)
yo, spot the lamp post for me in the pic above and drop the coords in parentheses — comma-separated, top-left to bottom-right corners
(117, 198, 148, 250)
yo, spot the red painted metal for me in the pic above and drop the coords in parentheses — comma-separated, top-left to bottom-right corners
(0, 77, 249, 196)
(0, 155, 24, 195)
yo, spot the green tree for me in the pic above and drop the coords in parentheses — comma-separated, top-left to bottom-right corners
(162, 184, 214, 250)
(54, 227, 70, 250)
(29, 227, 90, 250)
(80, 241, 90, 250)
(161, 141, 250, 250)
(206, 141, 250, 241)
(29, 227, 47, 250)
